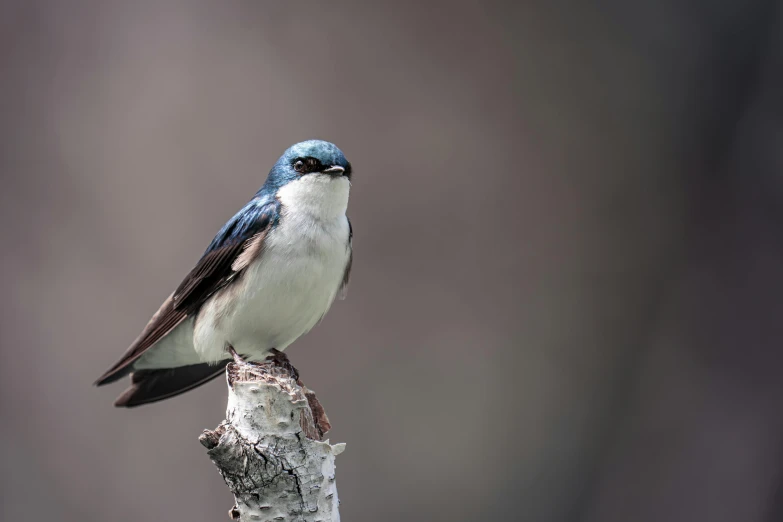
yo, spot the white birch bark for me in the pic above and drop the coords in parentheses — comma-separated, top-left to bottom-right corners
(200, 360, 344, 522)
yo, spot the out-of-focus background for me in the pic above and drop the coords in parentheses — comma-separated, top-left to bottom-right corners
(2, 1, 783, 521)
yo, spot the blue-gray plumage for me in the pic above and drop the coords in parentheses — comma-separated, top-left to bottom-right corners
(95, 140, 353, 407)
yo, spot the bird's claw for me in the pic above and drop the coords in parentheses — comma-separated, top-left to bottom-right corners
(266, 348, 300, 382)
(226, 344, 245, 365)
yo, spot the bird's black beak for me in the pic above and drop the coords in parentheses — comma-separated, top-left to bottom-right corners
(322, 165, 345, 176)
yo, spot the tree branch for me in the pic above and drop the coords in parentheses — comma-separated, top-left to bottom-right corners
(200, 358, 344, 521)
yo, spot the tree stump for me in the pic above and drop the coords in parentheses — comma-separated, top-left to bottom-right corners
(199, 357, 344, 521)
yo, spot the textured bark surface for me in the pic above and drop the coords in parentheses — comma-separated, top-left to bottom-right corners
(200, 359, 344, 522)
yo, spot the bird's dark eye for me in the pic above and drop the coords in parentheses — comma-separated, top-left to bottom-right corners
(293, 160, 306, 173)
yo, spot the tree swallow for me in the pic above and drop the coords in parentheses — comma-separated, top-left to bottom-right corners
(95, 140, 353, 407)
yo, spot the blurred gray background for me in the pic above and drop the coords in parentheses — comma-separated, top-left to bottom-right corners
(2, 1, 783, 521)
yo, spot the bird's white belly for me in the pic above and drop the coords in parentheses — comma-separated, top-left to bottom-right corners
(193, 214, 350, 364)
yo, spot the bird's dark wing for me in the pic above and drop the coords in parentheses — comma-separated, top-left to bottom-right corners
(94, 198, 279, 386)
(338, 217, 352, 299)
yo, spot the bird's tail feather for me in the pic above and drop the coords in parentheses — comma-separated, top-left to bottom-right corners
(113, 362, 228, 407)
(94, 363, 134, 386)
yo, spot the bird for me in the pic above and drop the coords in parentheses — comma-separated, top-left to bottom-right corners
(95, 140, 353, 407)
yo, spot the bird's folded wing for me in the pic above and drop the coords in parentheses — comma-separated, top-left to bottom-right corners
(339, 217, 352, 299)
(95, 199, 279, 385)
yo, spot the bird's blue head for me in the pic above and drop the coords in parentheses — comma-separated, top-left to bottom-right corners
(260, 140, 352, 194)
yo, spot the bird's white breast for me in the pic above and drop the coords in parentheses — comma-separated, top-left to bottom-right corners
(193, 174, 351, 363)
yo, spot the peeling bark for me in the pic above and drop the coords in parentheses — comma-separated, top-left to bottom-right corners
(200, 359, 344, 521)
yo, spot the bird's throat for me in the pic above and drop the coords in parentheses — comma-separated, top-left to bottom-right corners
(277, 175, 350, 221)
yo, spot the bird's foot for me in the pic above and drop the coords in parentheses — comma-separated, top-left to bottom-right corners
(265, 348, 300, 382)
(226, 344, 246, 365)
